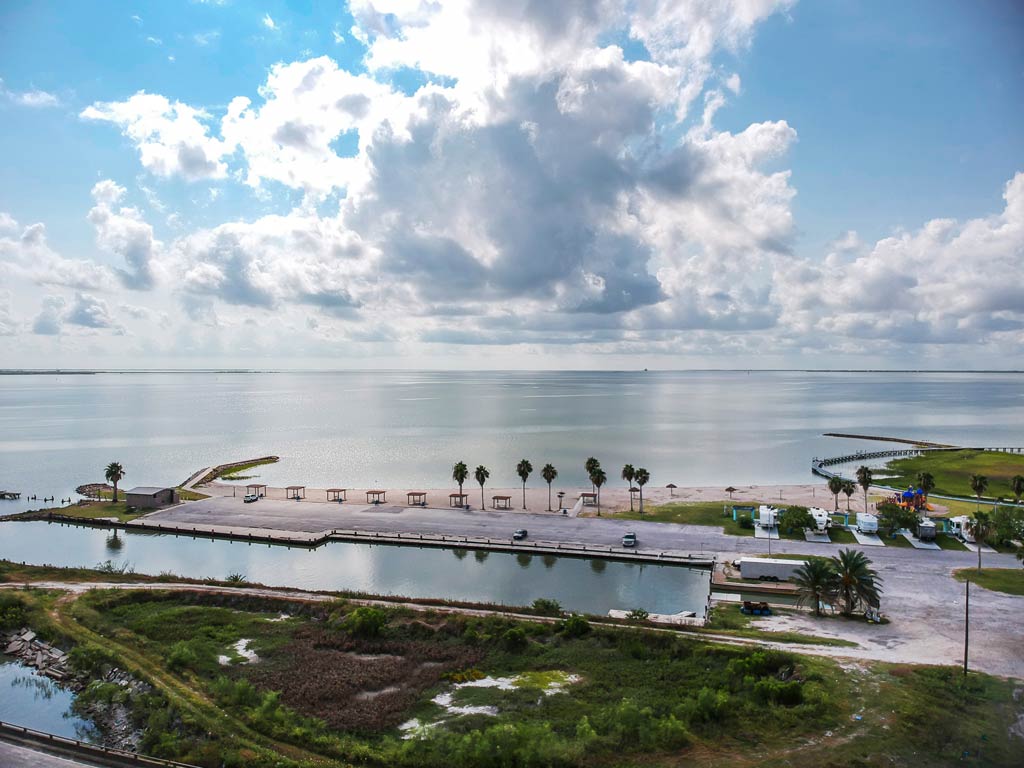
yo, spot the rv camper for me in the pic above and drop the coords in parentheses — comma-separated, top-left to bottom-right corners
(949, 515, 975, 542)
(758, 505, 778, 529)
(809, 507, 832, 532)
(916, 518, 937, 542)
(856, 512, 879, 534)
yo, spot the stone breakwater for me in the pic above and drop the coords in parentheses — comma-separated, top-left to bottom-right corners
(3, 627, 152, 751)
(3, 627, 73, 683)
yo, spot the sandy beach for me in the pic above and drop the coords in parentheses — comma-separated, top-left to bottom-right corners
(205, 479, 882, 516)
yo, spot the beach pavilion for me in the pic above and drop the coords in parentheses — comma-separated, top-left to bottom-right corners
(407, 491, 427, 507)
(366, 490, 386, 504)
(246, 483, 267, 498)
(449, 492, 469, 508)
(286, 485, 306, 500)
(326, 488, 347, 502)
(492, 494, 512, 510)
(580, 491, 597, 506)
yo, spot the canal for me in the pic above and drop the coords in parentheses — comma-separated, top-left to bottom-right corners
(0, 521, 711, 616)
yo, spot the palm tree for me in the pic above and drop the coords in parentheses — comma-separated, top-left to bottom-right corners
(1011, 474, 1024, 505)
(793, 559, 837, 617)
(516, 459, 533, 510)
(831, 548, 882, 616)
(969, 474, 988, 513)
(621, 464, 636, 511)
(856, 466, 872, 515)
(827, 476, 844, 511)
(105, 462, 125, 503)
(841, 480, 855, 512)
(917, 471, 936, 503)
(452, 461, 468, 496)
(585, 457, 600, 492)
(591, 468, 607, 516)
(475, 465, 490, 509)
(966, 512, 994, 572)
(541, 463, 558, 511)
(634, 467, 650, 515)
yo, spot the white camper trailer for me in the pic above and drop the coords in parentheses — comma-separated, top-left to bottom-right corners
(809, 507, 832, 532)
(856, 512, 879, 534)
(949, 515, 975, 542)
(758, 505, 778, 529)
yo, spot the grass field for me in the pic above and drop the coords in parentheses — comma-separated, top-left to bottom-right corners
(216, 457, 279, 481)
(828, 527, 857, 544)
(882, 449, 1024, 501)
(953, 567, 1024, 596)
(614, 501, 756, 536)
(935, 534, 969, 551)
(5, 584, 1017, 768)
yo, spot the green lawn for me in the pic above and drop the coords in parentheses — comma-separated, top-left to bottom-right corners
(38, 500, 149, 523)
(935, 534, 968, 551)
(615, 501, 756, 536)
(828, 527, 857, 544)
(882, 449, 1024, 501)
(953, 567, 1024, 596)
(883, 533, 913, 548)
(216, 457, 279, 481)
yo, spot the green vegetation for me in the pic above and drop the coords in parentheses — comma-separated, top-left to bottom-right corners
(177, 488, 210, 501)
(12, 500, 150, 523)
(616, 501, 755, 536)
(828, 527, 857, 544)
(935, 534, 968, 551)
(1, 568, 1021, 767)
(882, 449, 1024, 501)
(954, 568, 1024, 597)
(38, 588, 1019, 767)
(217, 457, 279, 481)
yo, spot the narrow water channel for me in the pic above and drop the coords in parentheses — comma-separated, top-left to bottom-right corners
(0, 521, 710, 616)
(0, 657, 96, 740)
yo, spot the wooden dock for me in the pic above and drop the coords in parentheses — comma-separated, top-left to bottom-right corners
(0, 491, 21, 500)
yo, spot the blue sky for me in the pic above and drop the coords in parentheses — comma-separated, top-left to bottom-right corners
(0, 1, 1022, 368)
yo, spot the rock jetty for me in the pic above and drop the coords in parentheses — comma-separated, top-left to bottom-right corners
(3, 627, 73, 683)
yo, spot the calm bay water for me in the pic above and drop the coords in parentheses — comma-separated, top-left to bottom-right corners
(0, 521, 710, 615)
(1, 370, 1022, 513)
(0, 658, 96, 740)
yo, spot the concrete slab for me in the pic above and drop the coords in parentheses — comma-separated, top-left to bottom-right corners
(961, 541, 998, 554)
(753, 526, 779, 540)
(850, 528, 885, 546)
(803, 530, 831, 544)
(900, 532, 941, 550)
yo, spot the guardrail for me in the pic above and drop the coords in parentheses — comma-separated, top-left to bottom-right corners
(327, 529, 716, 567)
(0, 720, 198, 768)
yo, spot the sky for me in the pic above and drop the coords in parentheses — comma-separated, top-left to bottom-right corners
(0, 0, 1022, 370)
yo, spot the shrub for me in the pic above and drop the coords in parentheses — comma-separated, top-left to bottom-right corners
(531, 598, 563, 616)
(342, 606, 388, 638)
(502, 627, 529, 652)
(625, 607, 650, 622)
(738, 516, 755, 530)
(68, 644, 116, 676)
(167, 640, 198, 672)
(753, 678, 804, 706)
(0, 593, 27, 630)
(224, 573, 247, 585)
(681, 686, 730, 724)
(557, 614, 591, 638)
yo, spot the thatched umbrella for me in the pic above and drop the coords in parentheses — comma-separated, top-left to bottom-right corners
(725, 486, 737, 500)
(666, 483, 677, 498)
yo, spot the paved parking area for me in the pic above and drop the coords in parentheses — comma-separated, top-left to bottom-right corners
(851, 529, 884, 546)
(900, 532, 941, 550)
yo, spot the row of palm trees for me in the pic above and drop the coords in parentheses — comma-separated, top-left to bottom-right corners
(827, 466, 874, 513)
(792, 549, 882, 617)
(450, 458, 650, 513)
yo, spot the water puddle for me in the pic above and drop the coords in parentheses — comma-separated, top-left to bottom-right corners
(400, 670, 578, 737)
(217, 639, 259, 666)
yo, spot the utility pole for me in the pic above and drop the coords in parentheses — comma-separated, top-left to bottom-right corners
(963, 580, 970, 676)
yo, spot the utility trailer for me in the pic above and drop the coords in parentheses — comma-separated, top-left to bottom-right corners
(738, 557, 807, 582)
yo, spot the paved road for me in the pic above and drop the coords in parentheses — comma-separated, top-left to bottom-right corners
(0, 741, 98, 767)
(143, 496, 1024, 678)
